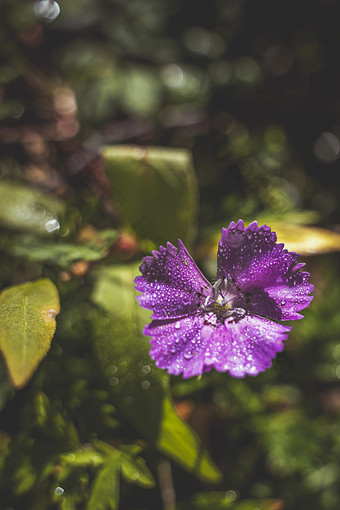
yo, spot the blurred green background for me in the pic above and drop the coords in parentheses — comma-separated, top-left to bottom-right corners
(1, 0, 340, 509)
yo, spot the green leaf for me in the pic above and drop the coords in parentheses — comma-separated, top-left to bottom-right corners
(0, 279, 60, 388)
(59, 448, 104, 470)
(120, 445, 155, 488)
(86, 451, 121, 510)
(158, 397, 222, 483)
(92, 263, 222, 484)
(102, 145, 198, 248)
(7, 229, 117, 267)
(0, 180, 64, 235)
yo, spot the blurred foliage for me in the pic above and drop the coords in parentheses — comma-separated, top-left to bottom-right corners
(1, 0, 340, 509)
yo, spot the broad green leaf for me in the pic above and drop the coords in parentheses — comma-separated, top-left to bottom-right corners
(158, 397, 222, 483)
(86, 451, 121, 510)
(102, 145, 198, 248)
(92, 263, 222, 483)
(7, 229, 117, 267)
(0, 180, 64, 235)
(0, 279, 60, 388)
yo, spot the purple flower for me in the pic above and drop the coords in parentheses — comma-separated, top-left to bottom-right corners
(134, 220, 313, 378)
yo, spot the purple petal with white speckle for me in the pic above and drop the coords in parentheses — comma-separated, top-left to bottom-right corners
(145, 313, 290, 378)
(135, 240, 211, 320)
(217, 220, 314, 320)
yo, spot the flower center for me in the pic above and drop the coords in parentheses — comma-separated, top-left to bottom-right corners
(201, 278, 246, 320)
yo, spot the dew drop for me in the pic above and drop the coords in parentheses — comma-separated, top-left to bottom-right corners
(55, 486, 64, 496)
(139, 364, 151, 376)
(281, 300, 286, 306)
(184, 351, 194, 360)
(175, 323, 181, 330)
(45, 218, 60, 233)
(46, 308, 57, 319)
(141, 380, 150, 390)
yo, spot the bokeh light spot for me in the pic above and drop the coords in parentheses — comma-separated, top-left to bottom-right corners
(34, 0, 60, 22)
(314, 132, 340, 162)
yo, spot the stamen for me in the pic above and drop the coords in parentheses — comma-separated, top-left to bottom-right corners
(201, 277, 244, 319)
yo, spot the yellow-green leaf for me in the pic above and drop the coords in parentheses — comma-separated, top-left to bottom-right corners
(196, 222, 340, 265)
(0, 279, 60, 388)
(269, 222, 340, 255)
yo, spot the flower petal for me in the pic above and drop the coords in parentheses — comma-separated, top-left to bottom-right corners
(135, 240, 211, 320)
(217, 220, 313, 320)
(265, 270, 313, 320)
(205, 315, 291, 377)
(145, 314, 207, 378)
(145, 313, 290, 378)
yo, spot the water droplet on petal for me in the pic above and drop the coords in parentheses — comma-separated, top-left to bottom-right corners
(281, 300, 286, 306)
(184, 351, 193, 360)
(175, 323, 181, 330)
